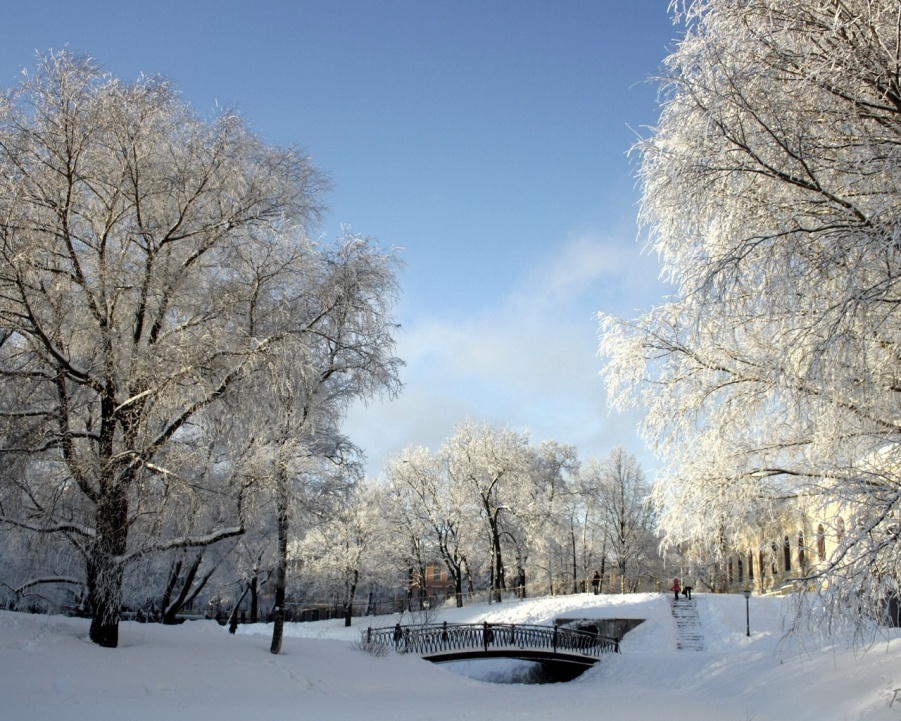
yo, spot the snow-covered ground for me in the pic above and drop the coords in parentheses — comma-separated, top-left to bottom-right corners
(2, 592, 900, 720)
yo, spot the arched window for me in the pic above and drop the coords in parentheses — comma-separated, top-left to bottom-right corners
(728, 558, 734, 585)
(737, 555, 744, 583)
(771, 543, 778, 574)
(798, 531, 805, 569)
(748, 551, 755, 582)
(783, 536, 792, 572)
(816, 524, 826, 561)
(759, 549, 766, 578)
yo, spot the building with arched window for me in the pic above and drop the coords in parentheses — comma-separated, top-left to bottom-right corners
(715, 497, 849, 596)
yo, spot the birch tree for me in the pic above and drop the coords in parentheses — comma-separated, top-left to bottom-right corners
(296, 481, 384, 627)
(600, 0, 901, 632)
(519, 441, 580, 595)
(383, 446, 473, 607)
(587, 447, 657, 593)
(443, 420, 534, 602)
(260, 235, 402, 654)
(0, 51, 328, 647)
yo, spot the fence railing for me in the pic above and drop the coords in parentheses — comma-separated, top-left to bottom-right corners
(364, 621, 620, 658)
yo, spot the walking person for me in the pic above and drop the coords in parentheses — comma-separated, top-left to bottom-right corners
(591, 570, 601, 595)
(670, 577, 681, 601)
(682, 575, 694, 600)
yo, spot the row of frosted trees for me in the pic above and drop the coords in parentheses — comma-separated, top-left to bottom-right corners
(291, 423, 663, 623)
(2, 418, 661, 632)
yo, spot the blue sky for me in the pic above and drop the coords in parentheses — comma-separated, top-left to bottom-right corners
(3, 1, 680, 478)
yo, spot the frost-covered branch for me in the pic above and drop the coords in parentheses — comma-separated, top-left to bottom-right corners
(0, 515, 95, 538)
(13, 577, 84, 594)
(600, 0, 901, 637)
(121, 527, 246, 565)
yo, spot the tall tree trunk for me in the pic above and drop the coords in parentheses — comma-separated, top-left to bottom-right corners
(343, 569, 358, 627)
(418, 562, 428, 609)
(571, 527, 579, 594)
(88, 484, 129, 648)
(250, 574, 259, 623)
(406, 567, 414, 611)
(598, 530, 608, 594)
(270, 464, 289, 655)
(487, 512, 505, 603)
(439, 542, 465, 608)
(449, 562, 464, 608)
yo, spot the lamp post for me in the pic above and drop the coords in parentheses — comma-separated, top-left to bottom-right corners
(741, 589, 751, 637)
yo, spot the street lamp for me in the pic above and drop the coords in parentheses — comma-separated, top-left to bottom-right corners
(741, 589, 752, 637)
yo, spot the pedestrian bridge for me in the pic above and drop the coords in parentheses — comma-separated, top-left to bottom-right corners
(364, 621, 619, 680)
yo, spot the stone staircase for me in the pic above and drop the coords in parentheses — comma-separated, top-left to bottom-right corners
(669, 597, 705, 651)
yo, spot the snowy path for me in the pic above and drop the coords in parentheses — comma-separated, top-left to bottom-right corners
(669, 596, 705, 651)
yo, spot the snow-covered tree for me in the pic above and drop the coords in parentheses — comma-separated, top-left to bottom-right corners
(382, 446, 474, 607)
(600, 1, 901, 632)
(295, 481, 386, 627)
(380, 424, 605, 601)
(0, 51, 403, 648)
(441, 421, 537, 603)
(572, 468, 609, 594)
(243, 235, 401, 654)
(517, 441, 580, 595)
(583, 447, 657, 593)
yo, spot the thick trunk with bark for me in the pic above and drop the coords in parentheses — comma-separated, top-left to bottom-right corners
(439, 544, 465, 608)
(270, 467, 290, 655)
(343, 569, 358, 627)
(250, 575, 259, 623)
(454, 575, 464, 607)
(487, 511, 505, 603)
(87, 485, 129, 648)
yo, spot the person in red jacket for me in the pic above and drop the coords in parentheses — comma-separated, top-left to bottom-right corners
(670, 577, 681, 601)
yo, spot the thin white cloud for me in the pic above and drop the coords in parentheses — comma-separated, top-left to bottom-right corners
(344, 229, 667, 477)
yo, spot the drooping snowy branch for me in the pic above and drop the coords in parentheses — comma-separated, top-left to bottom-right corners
(600, 0, 901, 634)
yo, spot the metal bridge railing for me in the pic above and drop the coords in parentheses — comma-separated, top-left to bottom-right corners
(364, 621, 619, 658)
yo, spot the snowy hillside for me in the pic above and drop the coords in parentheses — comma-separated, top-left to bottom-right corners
(2, 592, 900, 720)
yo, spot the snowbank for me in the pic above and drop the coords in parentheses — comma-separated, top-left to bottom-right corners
(2, 592, 900, 720)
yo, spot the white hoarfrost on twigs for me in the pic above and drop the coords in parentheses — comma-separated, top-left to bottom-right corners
(2, 592, 900, 720)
